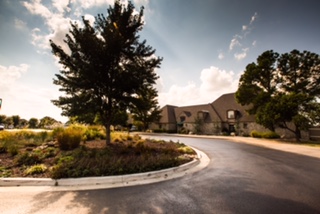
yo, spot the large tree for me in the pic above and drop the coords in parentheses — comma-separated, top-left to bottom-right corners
(236, 50, 320, 140)
(50, 1, 162, 144)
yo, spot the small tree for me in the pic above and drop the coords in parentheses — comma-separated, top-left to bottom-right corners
(131, 85, 161, 131)
(194, 116, 204, 135)
(50, 1, 162, 144)
(12, 115, 20, 128)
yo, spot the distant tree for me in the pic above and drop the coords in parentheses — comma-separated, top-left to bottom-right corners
(5, 117, 13, 128)
(39, 116, 58, 128)
(28, 118, 39, 128)
(0, 115, 6, 124)
(236, 50, 320, 141)
(19, 119, 28, 128)
(12, 115, 20, 128)
(50, 0, 162, 144)
(131, 86, 161, 131)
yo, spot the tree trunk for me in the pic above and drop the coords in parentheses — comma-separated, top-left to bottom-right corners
(295, 126, 301, 142)
(105, 121, 111, 145)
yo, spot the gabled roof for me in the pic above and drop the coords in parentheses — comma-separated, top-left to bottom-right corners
(211, 93, 255, 122)
(158, 105, 177, 123)
(159, 92, 256, 125)
(174, 103, 221, 123)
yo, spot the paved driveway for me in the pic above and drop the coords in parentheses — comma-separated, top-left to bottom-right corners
(1, 135, 320, 214)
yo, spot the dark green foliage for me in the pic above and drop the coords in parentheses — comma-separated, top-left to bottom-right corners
(28, 118, 39, 128)
(50, 0, 162, 144)
(15, 152, 43, 166)
(194, 116, 204, 134)
(12, 115, 20, 128)
(131, 85, 161, 131)
(236, 50, 320, 140)
(83, 126, 106, 141)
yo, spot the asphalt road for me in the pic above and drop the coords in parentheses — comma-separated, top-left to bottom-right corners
(1, 135, 320, 214)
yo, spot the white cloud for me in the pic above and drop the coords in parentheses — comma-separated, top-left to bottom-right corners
(0, 64, 29, 91)
(242, 25, 248, 31)
(22, 0, 52, 19)
(77, 0, 113, 9)
(234, 48, 249, 61)
(158, 82, 200, 107)
(52, 0, 72, 13)
(229, 35, 242, 50)
(250, 12, 258, 24)
(158, 66, 238, 107)
(227, 12, 258, 59)
(84, 14, 95, 26)
(0, 63, 66, 122)
(14, 18, 27, 30)
(200, 66, 236, 92)
(252, 40, 257, 46)
(218, 52, 224, 60)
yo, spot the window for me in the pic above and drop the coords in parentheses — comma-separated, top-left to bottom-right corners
(243, 123, 248, 129)
(180, 116, 186, 122)
(227, 110, 235, 119)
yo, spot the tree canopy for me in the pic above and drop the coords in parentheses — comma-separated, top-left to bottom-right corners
(50, 0, 162, 144)
(130, 85, 161, 131)
(236, 50, 320, 140)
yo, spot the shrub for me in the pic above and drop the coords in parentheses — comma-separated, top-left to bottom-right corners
(251, 130, 280, 139)
(15, 152, 42, 166)
(84, 126, 106, 141)
(0, 166, 11, 177)
(262, 131, 280, 139)
(8, 145, 19, 156)
(24, 164, 47, 175)
(52, 127, 65, 139)
(57, 128, 82, 150)
(250, 130, 262, 138)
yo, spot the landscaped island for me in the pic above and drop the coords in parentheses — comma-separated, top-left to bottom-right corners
(0, 126, 196, 179)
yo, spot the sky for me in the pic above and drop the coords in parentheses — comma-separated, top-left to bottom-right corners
(0, 0, 320, 123)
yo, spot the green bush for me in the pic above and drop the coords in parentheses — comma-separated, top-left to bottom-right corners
(84, 126, 106, 141)
(251, 130, 280, 139)
(14, 152, 42, 166)
(24, 164, 47, 175)
(52, 127, 65, 139)
(262, 131, 280, 139)
(57, 128, 82, 150)
(250, 130, 262, 138)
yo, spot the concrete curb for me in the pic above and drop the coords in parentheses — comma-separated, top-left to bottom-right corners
(0, 147, 209, 191)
